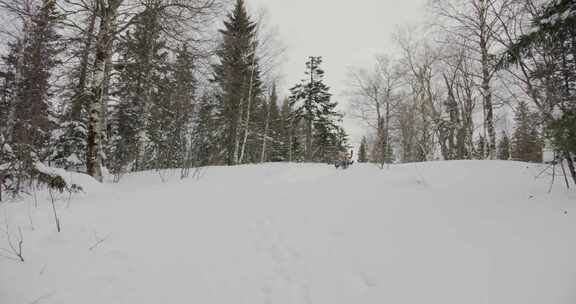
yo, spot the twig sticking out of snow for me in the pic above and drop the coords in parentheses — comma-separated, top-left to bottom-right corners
(48, 189, 61, 233)
(89, 232, 110, 251)
(27, 292, 55, 304)
(0, 214, 24, 262)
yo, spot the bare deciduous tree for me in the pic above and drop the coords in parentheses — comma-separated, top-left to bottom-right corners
(346, 55, 401, 167)
(430, 0, 513, 159)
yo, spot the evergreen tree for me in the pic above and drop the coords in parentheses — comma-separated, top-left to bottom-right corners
(170, 44, 197, 169)
(0, 67, 13, 139)
(110, 4, 168, 174)
(268, 94, 282, 161)
(511, 101, 542, 162)
(373, 117, 394, 166)
(260, 85, 283, 162)
(147, 44, 196, 172)
(213, 0, 263, 165)
(289, 56, 346, 162)
(1, 0, 63, 191)
(497, 131, 511, 160)
(191, 94, 219, 167)
(279, 98, 294, 161)
(502, 0, 576, 181)
(51, 7, 97, 171)
(548, 111, 576, 159)
(474, 136, 486, 160)
(358, 137, 368, 163)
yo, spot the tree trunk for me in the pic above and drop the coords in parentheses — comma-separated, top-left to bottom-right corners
(479, 0, 496, 159)
(305, 57, 315, 162)
(0, 173, 3, 202)
(565, 151, 576, 185)
(260, 102, 270, 163)
(70, 8, 97, 121)
(287, 120, 293, 162)
(305, 118, 312, 162)
(87, 0, 121, 182)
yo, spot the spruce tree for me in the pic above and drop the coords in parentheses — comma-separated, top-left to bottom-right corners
(170, 45, 196, 169)
(374, 117, 394, 166)
(358, 137, 368, 163)
(213, 0, 262, 165)
(260, 85, 283, 162)
(110, 4, 168, 174)
(191, 94, 219, 167)
(52, 7, 97, 171)
(2, 0, 62, 190)
(497, 131, 511, 160)
(502, 0, 576, 181)
(289, 56, 346, 162)
(474, 136, 486, 160)
(268, 98, 282, 161)
(279, 98, 294, 161)
(512, 101, 542, 162)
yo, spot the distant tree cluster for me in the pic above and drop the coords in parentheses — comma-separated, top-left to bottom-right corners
(346, 0, 574, 184)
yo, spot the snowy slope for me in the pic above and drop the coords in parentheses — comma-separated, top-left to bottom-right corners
(1, 161, 575, 304)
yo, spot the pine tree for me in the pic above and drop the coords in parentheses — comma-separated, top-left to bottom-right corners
(51, 6, 97, 171)
(171, 44, 197, 170)
(289, 56, 346, 162)
(502, 0, 576, 182)
(279, 98, 294, 161)
(0, 67, 13, 138)
(358, 137, 368, 163)
(373, 117, 394, 166)
(474, 136, 486, 160)
(110, 4, 169, 174)
(512, 101, 542, 162)
(191, 94, 219, 167)
(269, 97, 282, 160)
(260, 85, 283, 162)
(213, 0, 263, 165)
(2, 0, 63, 191)
(497, 131, 511, 160)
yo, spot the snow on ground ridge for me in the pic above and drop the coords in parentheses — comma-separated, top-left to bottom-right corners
(1, 161, 575, 304)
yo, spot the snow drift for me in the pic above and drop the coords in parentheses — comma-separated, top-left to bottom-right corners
(1, 161, 575, 304)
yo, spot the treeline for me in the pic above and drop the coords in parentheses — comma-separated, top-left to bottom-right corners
(350, 0, 575, 184)
(0, 0, 348, 196)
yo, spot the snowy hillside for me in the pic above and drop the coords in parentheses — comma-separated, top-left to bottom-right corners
(1, 161, 575, 304)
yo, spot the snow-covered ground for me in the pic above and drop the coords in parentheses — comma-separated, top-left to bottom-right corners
(1, 161, 575, 304)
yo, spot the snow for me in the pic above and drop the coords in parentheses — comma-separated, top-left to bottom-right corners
(1, 161, 575, 304)
(540, 7, 575, 27)
(1, 143, 12, 154)
(65, 153, 82, 166)
(33, 162, 96, 191)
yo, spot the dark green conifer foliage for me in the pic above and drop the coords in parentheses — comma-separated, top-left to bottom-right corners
(511, 101, 542, 163)
(497, 131, 511, 161)
(358, 137, 368, 163)
(289, 56, 347, 162)
(213, 0, 263, 165)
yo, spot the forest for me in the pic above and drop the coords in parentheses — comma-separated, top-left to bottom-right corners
(1, 1, 576, 303)
(0, 0, 575, 197)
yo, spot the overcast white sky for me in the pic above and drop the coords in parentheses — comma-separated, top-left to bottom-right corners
(248, 0, 428, 145)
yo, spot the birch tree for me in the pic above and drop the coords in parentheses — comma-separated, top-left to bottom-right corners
(86, 0, 122, 182)
(347, 55, 401, 166)
(431, 0, 512, 159)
